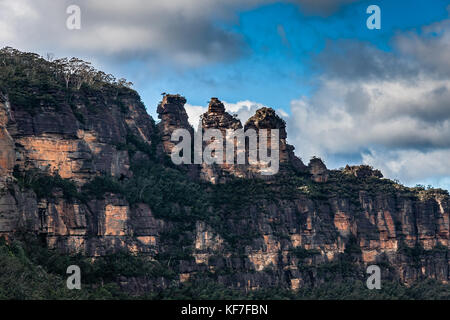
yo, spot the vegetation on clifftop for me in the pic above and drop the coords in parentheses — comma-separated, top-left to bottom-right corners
(0, 46, 138, 115)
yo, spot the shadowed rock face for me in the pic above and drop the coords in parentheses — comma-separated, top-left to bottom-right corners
(207, 97, 225, 113)
(308, 157, 329, 183)
(157, 94, 193, 155)
(202, 97, 242, 131)
(245, 107, 287, 136)
(199, 98, 244, 183)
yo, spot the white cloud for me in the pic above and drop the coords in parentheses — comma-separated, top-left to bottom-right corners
(288, 77, 450, 165)
(395, 19, 450, 77)
(224, 100, 271, 123)
(362, 148, 450, 189)
(286, 14, 450, 189)
(185, 104, 208, 129)
(0, 0, 268, 66)
(0, 0, 363, 67)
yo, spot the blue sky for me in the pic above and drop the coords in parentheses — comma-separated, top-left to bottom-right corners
(1, 0, 450, 190)
(127, 0, 450, 117)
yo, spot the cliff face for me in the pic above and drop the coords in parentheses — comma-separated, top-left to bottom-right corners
(9, 90, 155, 184)
(0, 50, 449, 294)
(0, 98, 14, 179)
(0, 70, 161, 253)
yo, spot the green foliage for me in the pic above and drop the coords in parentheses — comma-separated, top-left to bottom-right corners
(315, 255, 361, 279)
(89, 252, 176, 282)
(0, 237, 83, 299)
(292, 279, 450, 300)
(399, 242, 426, 264)
(81, 176, 123, 200)
(125, 132, 157, 159)
(0, 47, 138, 117)
(143, 277, 450, 300)
(398, 241, 448, 268)
(122, 160, 208, 221)
(13, 167, 80, 200)
(344, 235, 362, 255)
(0, 236, 177, 299)
(2, 236, 449, 300)
(291, 247, 321, 260)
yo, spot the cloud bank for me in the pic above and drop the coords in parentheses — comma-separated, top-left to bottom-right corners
(287, 15, 450, 188)
(0, 0, 361, 66)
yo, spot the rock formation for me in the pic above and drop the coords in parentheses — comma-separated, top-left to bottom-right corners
(0, 98, 15, 180)
(245, 107, 307, 176)
(0, 73, 159, 251)
(308, 157, 329, 183)
(157, 94, 193, 155)
(343, 165, 383, 179)
(199, 98, 245, 183)
(202, 98, 242, 131)
(0, 49, 448, 295)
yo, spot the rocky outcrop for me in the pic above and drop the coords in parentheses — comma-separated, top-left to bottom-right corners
(308, 157, 329, 183)
(202, 98, 242, 131)
(199, 98, 245, 183)
(156, 97, 307, 183)
(157, 94, 193, 155)
(245, 107, 307, 175)
(343, 165, 383, 179)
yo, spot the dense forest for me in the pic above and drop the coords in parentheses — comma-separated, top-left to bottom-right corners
(1, 237, 449, 300)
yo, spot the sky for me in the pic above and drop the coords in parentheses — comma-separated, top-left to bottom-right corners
(1, 0, 450, 190)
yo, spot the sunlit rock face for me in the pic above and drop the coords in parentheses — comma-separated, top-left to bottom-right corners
(0, 84, 162, 254)
(6, 89, 155, 184)
(0, 101, 14, 179)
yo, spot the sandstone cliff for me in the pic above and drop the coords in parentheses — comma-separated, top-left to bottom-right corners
(0, 49, 448, 295)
